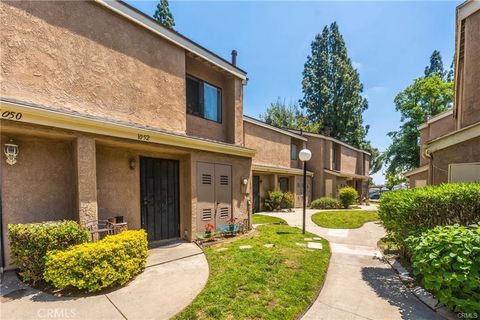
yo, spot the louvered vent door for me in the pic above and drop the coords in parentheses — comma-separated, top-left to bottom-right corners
(197, 162, 215, 229)
(214, 164, 232, 226)
(196, 162, 232, 231)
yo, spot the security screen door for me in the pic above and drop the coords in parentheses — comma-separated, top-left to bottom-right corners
(140, 157, 180, 241)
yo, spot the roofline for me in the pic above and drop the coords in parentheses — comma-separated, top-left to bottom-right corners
(426, 121, 480, 154)
(457, 0, 480, 20)
(323, 168, 369, 180)
(417, 109, 453, 130)
(404, 165, 429, 177)
(252, 164, 314, 177)
(290, 130, 371, 155)
(0, 97, 256, 158)
(243, 116, 308, 141)
(94, 0, 247, 81)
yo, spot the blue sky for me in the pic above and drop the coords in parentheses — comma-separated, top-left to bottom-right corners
(127, 0, 459, 184)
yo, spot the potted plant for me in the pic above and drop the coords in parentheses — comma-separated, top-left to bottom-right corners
(226, 217, 238, 232)
(204, 223, 215, 238)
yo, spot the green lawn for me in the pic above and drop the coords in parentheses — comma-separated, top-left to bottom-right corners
(311, 210, 379, 229)
(252, 214, 287, 225)
(175, 224, 330, 320)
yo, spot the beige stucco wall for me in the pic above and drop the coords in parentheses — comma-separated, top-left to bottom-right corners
(1, 1, 187, 134)
(457, 10, 480, 129)
(305, 136, 325, 200)
(428, 115, 455, 141)
(431, 136, 480, 184)
(244, 121, 291, 168)
(191, 151, 252, 235)
(408, 170, 428, 188)
(186, 56, 229, 143)
(1, 132, 76, 267)
(340, 145, 359, 174)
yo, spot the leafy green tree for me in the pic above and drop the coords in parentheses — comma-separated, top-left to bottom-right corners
(260, 98, 301, 129)
(361, 141, 383, 175)
(260, 98, 319, 132)
(153, 0, 175, 29)
(383, 75, 454, 175)
(300, 22, 369, 149)
(385, 172, 406, 190)
(424, 50, 446, 79)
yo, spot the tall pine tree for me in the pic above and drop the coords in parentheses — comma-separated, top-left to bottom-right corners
(153, 0, 175, 29)
(424, 50, 446, 79)
(300, 22, 369, 149)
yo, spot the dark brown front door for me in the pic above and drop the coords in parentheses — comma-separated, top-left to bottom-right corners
(140, 157, 180, 242)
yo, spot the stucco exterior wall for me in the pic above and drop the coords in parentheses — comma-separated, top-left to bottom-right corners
(190, 151, 252, 235)
(427, 114, 455, 141)
(1, 134, 75, 267)
(186, 56, 229, 143)
(408, 170, 428, 188)
(458, 10, 480, 129)
(1, 1, 187, 133)
(244, 121, 291, 168)
(340, 145, 359, 174)
(305, 136, 325, 200)
(431, 136, 480, 184)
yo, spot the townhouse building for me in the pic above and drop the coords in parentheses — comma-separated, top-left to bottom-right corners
(243, 116, 313, 212)
(0, 1, 371, 270)
(406, 1, 480, 186)
(0, 0, 253, 268)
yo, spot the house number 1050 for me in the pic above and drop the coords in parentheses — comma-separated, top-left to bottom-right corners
(138, 134, 150, 141)
(1, 111, 23, 120)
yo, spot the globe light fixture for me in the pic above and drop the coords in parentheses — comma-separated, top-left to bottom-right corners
(298, 148, 312, 234)
(298, 149, 312, 162)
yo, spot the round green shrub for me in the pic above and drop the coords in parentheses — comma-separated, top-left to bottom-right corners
(310, 197, 341, 209)
(338, 187, 358, 209)
(406, 225, 480, 313)
(8, 220, 89, 283)
(44, 230, 148, 293)
(267, 190, 294, 211)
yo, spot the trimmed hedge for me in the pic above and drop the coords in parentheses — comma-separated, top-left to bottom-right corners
(44, 230, 148, 293)
(379, 183, 480, 245)
(310, 197, 341, 210)
(338, 187, 359, 209)
(407, 225, 480, 313)
(8, 221, 89, 283)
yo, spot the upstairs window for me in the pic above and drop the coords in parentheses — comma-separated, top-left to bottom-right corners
(291, 144, 298, 160)
(186, 75, 222, 123)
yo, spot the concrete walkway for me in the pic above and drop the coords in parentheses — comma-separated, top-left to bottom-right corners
(0, 242, 208, 320)
(259, 207, 442, 320)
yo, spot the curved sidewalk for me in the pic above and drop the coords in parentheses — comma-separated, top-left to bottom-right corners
(0, 242, 208, 320)
(261, 208, 442, 320)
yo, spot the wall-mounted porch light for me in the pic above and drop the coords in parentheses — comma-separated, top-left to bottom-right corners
(129, 157, 136, 170)
(241, 177, 248, 185)
(4, 139, 19, 165)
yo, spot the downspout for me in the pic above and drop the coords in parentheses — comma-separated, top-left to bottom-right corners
(424, 145, 433, 185)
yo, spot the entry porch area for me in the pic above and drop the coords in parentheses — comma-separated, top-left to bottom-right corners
(251, 164, 313, 212)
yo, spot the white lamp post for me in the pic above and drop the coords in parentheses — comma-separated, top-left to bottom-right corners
(298, 148, 312, 234)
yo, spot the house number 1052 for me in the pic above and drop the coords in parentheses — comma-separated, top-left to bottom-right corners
(138, 134, 150, 141)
